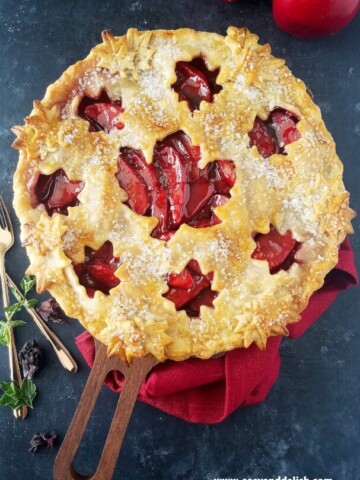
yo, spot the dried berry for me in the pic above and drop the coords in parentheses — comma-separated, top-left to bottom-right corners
(36, 298, 66, 324)
(29, 431, 57, 453)
(18, 340, 42, 379)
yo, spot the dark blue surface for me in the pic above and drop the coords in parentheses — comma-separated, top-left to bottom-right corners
(0, 1, 359, 479)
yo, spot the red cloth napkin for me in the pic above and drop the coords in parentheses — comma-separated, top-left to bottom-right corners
(76, 238, 357, 424)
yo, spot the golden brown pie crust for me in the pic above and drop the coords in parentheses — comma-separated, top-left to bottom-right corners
(12, 27, 354, 362)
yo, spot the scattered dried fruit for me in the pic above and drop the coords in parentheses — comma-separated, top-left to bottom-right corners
(36, 298, 66, 324)
(18, 340, 42, 379)
(29, 431, 57, 453)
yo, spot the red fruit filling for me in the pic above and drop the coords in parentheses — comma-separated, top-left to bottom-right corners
(164, 260, 218, 317)
(172, 57, 222, 111)
(73, 241, 121, 298)
(251, 226, 301, 274)
(248, 108, 301, 158)
(78, 90, 124, 133)
(27, 169, 84, 216)
(115, 131, 236, 239)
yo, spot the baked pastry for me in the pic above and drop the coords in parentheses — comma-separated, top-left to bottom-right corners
(12, 27, 354, 362)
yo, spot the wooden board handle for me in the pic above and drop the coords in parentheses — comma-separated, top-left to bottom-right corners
(54, 339, 158, 480)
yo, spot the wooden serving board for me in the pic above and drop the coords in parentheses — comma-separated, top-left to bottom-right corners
(53, 339, 159, 480)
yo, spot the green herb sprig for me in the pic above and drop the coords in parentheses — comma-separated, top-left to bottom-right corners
(0, 275, 37, 347)
(0, 275, 38, 411)
(0, 378, 37, 409)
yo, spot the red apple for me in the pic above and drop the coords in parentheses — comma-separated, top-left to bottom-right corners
(273, 0, 360, 39)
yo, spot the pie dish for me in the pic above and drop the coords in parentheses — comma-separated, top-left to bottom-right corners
(12, 27, 355, 362)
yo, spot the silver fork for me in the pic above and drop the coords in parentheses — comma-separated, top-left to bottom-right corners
(0, 195, 27, 419)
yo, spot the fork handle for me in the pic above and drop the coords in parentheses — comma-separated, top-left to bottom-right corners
(8, 328, 27, 419)
(0, 257, 27, 420)
(0, 256, 10, 307)
(27, 307, 78, 373)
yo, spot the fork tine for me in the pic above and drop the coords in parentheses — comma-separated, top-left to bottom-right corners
(0, 195, 14, 237)
(0, 206, 6, 230)
(0, 199, 7, 231)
